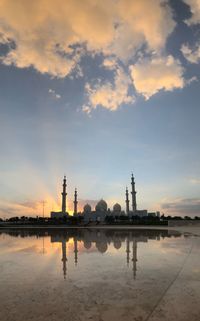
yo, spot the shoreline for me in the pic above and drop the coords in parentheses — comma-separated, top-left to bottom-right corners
(1, 224, 200, 236)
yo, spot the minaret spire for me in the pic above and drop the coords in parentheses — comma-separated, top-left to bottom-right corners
(73, 188, 78, 216)
(131, 173, 137, 212)
(61, 240, 67, 279)
(61, 175, 67, 213)
(125, 187, 130, 215)
(126, 235, 130, 267)
(132, 239, 137, 280)
(74, 237, 78, 266)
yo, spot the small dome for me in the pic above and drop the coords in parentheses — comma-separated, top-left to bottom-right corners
(113, 203, 121, 212)
(83, 204, 92, 213)
(95, 199, 107, 212)
(114, 240, 122, 250)
(84, 241, 92, 250)
(96, 242, 108, 253)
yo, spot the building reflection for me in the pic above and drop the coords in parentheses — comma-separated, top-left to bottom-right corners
(0, 228, 182, 280)
(132, 239, 137, 280)
(74, 237, 78, 266)
(56, 235, 142, 280)
(50, 230, 161, 279)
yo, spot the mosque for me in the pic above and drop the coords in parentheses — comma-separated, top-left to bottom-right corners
(51, 174, 159, 221)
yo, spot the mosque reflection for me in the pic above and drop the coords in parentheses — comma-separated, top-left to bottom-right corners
(52, 232, 140, 279)
(0, 228, 181, 279)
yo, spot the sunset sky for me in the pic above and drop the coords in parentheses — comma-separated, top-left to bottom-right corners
(1, 0, 200, 217)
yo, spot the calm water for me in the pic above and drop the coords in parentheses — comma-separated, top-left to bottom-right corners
(0, 228, 199, 321)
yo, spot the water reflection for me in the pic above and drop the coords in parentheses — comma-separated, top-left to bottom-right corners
(0, 228, 181, 280)
(1, 228, 199, 321)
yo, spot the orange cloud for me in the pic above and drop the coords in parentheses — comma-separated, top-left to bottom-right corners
(0, 195, 60, 218)
(130, 55, 185, 99)
(84, 65, 134, 111)
(0, 0, 189, 110)
(0, 0, 175, 77)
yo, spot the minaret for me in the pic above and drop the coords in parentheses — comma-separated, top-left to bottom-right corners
(73, 188, 78, 216)
(125, 187, 130, 215)
(131, 174, 137, 212)
(61, 240, 67, 279)
(61, 176, 67, 214)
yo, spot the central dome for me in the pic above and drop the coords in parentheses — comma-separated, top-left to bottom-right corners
(113, 203, 121, 212)
(95, 199, 107, 212)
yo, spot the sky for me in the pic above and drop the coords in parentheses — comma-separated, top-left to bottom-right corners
(0, 0, 200, 218)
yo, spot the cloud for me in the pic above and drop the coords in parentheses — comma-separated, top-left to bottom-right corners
(116, 0, 175, 53)
(18, 201, 40, 210)
(130, 55, 185, 99)
(183, 0, 200, 25)
(0, 0, 116, 77)
(161, 198, 200, 216)
(0, 0, 188, 110)
(0, 199, 41, 217)
(0, 198, 60, 218)
(181, 1, 200, 68)
(48, 88, 61, 99)
(84, 65, 134, 111)
(181, 43, 200, 63)
(189, 178, 200, 184)
(0, 0, 175, 75)
(102, 57, 118, 70)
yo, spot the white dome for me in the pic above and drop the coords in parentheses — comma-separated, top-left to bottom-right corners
(83, 204, 92, 213)
(113, 203, 121, 212)
(95, 199, 107, 212)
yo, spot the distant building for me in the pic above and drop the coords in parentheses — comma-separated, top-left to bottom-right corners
(148, 212, 156, 218)
(51, 211, 68, 219)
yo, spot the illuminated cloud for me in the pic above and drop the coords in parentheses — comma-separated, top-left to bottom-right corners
(0, 0, 175, 75)
(0, 0, 191, 110)
(0, 0, 116, 77)
(84, 66, 134, 111)
(130, 55, 185, 99)
(102, 57, 118, 70)
(183, 0, 200, 25)
(161, 198, 200, 216)
(0, 196, 60, 218)
(116, 0, 175, 53)
(181, 43, 200, 63)
(0, 199, 41, 217)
